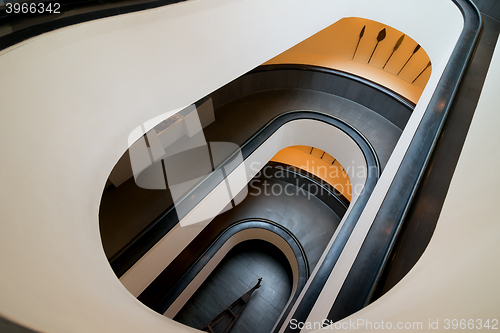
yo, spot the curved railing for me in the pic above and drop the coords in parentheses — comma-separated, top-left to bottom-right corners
(139, 218, 309, 333)
(259, 161, 350, 215)
(0, 0, 187, 51)
(320, 0, 483, 325)
(212, 64, 415, 130)
(249, 65, 416, 109)
(110, 111, 380, 277)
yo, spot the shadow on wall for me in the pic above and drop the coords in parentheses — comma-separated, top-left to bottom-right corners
(265, 17, 432, 104)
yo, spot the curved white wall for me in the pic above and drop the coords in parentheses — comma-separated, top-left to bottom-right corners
(0, 0, 463, 332)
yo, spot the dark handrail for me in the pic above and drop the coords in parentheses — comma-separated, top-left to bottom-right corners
(250, 64, 416, 110)
(110, 111, 380, 277)
(212, 63, 414, 131)
(322, 0, 483, 325)
(139, 219, 309, 319)
(261, 161, 350, 212)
